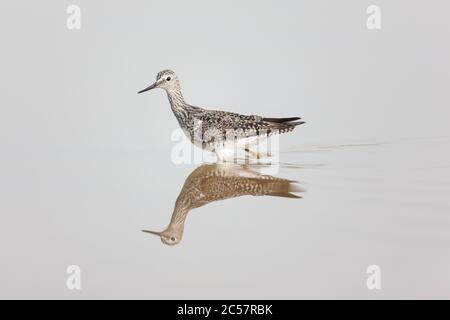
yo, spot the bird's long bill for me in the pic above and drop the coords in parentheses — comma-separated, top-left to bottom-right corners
(137, 82, 157, 94)
(142, 229, 161, 236)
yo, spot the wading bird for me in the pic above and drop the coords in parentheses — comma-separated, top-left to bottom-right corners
(138, 70, 304, 161)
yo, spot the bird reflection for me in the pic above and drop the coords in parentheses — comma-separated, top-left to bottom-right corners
(143, 163, 303, 245)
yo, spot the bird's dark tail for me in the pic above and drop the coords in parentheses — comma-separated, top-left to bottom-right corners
(263, 117, 300, 123)
(263, 117, 305, 127)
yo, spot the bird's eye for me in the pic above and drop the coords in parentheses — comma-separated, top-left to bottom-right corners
(166, 77, 171, 81)
(170, 237, 175, 241)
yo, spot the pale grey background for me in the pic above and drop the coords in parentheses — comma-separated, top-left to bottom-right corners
(0, 0, 449, 299)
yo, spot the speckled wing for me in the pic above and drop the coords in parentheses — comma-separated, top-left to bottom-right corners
(182, 164, 303, 208)
(192, 109, 305, 140)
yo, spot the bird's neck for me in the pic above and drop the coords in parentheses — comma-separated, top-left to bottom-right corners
(166, 88, 186, 110)
(166, 87, 191, 127)
(167, 204, 189, 240)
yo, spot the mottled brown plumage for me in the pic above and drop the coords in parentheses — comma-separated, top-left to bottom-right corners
(142, 163, 303, 245)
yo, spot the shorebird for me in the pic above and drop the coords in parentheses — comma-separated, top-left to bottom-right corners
(138, 70, 305, 161)
(142, 163, 303, 245)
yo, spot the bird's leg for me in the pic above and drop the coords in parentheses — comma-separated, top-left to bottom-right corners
(244, 147, 261, 160)
(257, 136, 271, 158)
(214, 149, 224, 163)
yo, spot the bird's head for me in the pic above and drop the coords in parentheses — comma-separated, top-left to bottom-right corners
(142, 224, 184, 246)
(138, 69, 180, 94)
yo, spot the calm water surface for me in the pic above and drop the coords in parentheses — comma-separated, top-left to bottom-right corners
(1, 137, 449, 299)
